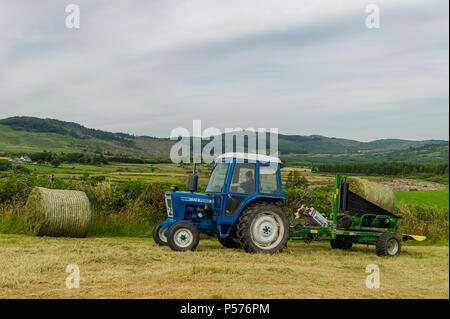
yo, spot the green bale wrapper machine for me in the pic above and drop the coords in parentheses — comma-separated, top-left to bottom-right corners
(290, 174, 426, 256)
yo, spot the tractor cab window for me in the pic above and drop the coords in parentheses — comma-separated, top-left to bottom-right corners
(259, 164, 280, 195)
(205, 163, 229, 193)
(229, 163, 256, 195)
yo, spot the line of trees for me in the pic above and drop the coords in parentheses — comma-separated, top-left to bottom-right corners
(26, 151, 171, 166)
(28, 152, 109, 167)
(0, 160, 31, 174)
(107, 156, 172, 164)
(314, 161, 449, 176)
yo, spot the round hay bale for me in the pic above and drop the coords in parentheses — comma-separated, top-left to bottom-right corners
(346, 177, 395, 213)
(24, 187, 91, 237)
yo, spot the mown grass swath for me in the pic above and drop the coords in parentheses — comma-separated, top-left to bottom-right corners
(1, 234, 448, 298)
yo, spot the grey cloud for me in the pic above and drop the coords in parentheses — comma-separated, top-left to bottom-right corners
(0, 0, 447, 141)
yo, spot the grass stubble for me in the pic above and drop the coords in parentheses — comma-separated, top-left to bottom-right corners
(0, 234, 448, 299)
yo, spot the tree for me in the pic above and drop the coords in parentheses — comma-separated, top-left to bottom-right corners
(0, 161, 12, 171)
(285, 171, 294, 188)
(50, 159, 61, 168)
(285, 171, 309, 189)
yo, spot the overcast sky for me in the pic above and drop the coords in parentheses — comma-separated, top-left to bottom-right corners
(0, 0, 448, 141)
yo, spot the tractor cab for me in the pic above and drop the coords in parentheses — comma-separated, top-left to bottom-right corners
(153, 153, 290, 253)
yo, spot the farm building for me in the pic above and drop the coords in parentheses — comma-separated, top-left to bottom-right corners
(19, 156, 32, 163)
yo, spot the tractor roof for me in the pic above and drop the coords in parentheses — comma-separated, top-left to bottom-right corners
(215, 152, 282, 164)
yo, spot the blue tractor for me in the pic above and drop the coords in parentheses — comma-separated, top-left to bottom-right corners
(152, 153, 290, 253)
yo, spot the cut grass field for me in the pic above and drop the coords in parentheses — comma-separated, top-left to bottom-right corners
(16, 162, 338, 188)
(0, 234, 448, 299)
(17, 162, 448, 191)
(19, 162, 213, 184)
(395, 189, 449, 210)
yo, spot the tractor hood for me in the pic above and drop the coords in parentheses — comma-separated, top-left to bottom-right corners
(167, 191, 214, 220)
(170, 191, 213, 206)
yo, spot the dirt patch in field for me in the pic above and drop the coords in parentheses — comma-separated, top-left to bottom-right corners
(282, 167, 312, 173)
(380, 180, 448, 192)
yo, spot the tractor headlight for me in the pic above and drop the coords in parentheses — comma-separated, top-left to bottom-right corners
(165, 193, 173, 217)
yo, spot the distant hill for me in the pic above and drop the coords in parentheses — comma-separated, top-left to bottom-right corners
(369, 138, 445, 146)
(276, 134, 445, 154)
(0, 116, 447, 161)
(0, 117, 173, 158)
(281, 141, 449, 165)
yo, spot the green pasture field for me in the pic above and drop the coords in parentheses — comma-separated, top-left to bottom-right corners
(395, 189, 449, 210)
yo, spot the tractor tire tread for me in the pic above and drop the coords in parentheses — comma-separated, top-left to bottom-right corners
(167, 222, 200, 252)
(376, 233, 401, 256)
(236, 202, 290, 254)
(152, 224, 168, 246)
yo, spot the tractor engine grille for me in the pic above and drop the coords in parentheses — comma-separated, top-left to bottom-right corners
(165, 193, 173, 217)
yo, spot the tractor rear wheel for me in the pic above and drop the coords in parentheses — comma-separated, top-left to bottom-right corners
(167, 222, 199, 252)
(376, 233, 401, 256)
(152, 224, 168, 246)
(236, 202, 290, 254)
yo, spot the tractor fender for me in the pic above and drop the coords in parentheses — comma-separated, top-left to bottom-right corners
(234, 196, 286, 220)
(158, 219, 177, 230)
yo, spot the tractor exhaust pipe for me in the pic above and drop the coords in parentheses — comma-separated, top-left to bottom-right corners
(188, 162, 198, 192)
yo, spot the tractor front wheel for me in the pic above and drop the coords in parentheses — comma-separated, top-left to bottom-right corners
(167, 222, 199, 252)
(152, 224, 168, 246)
(376, 233, 401, 256)
(236, 202, 290, 254)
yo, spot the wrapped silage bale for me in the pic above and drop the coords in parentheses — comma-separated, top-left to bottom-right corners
(24, 187, 91, 237)
(346, 177, 395, 213)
